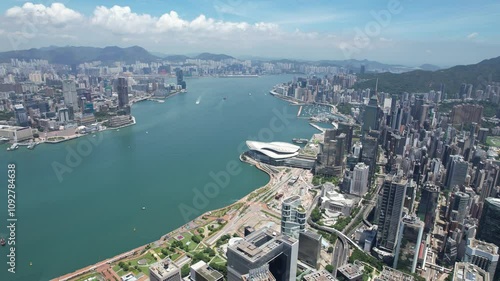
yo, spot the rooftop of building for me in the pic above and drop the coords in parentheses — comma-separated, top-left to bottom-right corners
(299, 230, 322, 241)
(0, 125, 29, 131)
(337, 263, 363, 278)
(454, 262, 489, 281)
(149, 259, 179, 279)
(401, 215, 424, 228)
(230, 227, 297, 262)
(302, 270, 338, 281)
(468, 238, 499, 254)
(374, 267, 414, 281)
(485, 197, 500, 208)
(190, 261, 223, 281)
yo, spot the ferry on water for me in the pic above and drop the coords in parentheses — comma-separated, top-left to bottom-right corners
(292, 138, 309, 144)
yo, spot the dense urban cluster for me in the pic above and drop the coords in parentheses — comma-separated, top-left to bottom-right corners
(2, 55, 500, 281)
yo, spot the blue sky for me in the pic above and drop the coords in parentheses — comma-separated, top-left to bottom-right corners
(0, 0, 499, 66)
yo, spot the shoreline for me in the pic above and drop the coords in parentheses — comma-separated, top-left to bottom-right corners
(53, 153, 274, 281)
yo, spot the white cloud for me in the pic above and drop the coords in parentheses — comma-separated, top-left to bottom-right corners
(6, 2, 83, 27)
(467, 32, 478, 39)
(91, 5, 156, 34)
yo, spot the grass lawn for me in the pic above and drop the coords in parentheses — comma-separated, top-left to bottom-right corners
(180, 232, 193, 244)
(73, 272, 103, 281)
(210, 255, 227, 265)
(170, 253, 181, 261)
(113, 252, 157, 277)
(486, 136, 500, 148)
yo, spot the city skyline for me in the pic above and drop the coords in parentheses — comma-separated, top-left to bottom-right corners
(0, 1, 499, 66)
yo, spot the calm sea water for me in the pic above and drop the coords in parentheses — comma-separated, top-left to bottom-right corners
(0, 75, 318, 281)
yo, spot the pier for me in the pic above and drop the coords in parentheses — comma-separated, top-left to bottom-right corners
(309, 123, 326, 133)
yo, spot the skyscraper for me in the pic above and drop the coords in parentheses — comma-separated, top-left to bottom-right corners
(449, 192, 470, 224)
(416, 183, 439, 233)
(298, 231, 322, 269)
(393, 215, 424, 273)
(176, 68, 186, 89)
(62, 80, 79, 110)
(226, 227, 298, 281)
(117, 77, 129, 107)
(281, 196, 306, 238)
(464, 238, 499, 281)
(362, 95, 381, 133)
(14, 104, 29, 126)
(350, 162, 369, 196)
(376, 173, 408, 252)
(477, 198, 500, 246)
(445, 155, 469, 189)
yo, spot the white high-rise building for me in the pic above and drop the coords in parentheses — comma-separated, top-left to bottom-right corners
(350, 163, 369, 196)
(62, 80, 79, 110)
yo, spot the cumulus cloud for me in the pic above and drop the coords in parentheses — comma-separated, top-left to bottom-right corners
(91, 6, 156, 34)
(467, 32, 478, 39)
(6, 2, 83, 27)
(90, 5, 278, 35)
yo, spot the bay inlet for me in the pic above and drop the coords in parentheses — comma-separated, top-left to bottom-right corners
(0, 75, 318, 281)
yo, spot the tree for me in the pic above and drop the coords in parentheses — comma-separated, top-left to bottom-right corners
(181, 264, 190, 277)
(191, 235, 201, 243)
(325, 265, 334, 273)
(327, 246, 334, 253)
(311, 207, 322, 222)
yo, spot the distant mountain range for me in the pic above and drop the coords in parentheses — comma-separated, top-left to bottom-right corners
(355, 56, 500, 95)
(0, 46, 160, 65)
(0, 46, 238, 65)
(0, 46, 439, 72)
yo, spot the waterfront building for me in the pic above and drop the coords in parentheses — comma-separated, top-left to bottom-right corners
(393, 216, 424, 273)
(454, 262, 490, 281)
(416, 183, 439, 233)
(281, 196, 306, 238)
(376, 173, 407, 253)
(298, 231, 322, 269)
(190, 261, 224, 281)
(117, 77, 131, 115)
(350, 162, 369, 196)
(245, 141, 315, 169)
(63, 80, 79, 110)
(108, 115, 134, 128)
(0, 125, 33, 142)
(149, 259, 182, 281)
(226, 227, 298, 281)
(464, 238, 498, 281)
(14, 104, 29, 126)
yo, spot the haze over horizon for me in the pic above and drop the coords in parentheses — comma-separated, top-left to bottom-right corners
(0, 0, 499, 66)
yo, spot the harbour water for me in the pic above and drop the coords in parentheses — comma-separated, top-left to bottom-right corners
(0, 75, 318, 281)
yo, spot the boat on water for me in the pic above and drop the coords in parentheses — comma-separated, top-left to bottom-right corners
(181, 89, 187, 93)
(0, 238, 5, 246)
(7, 143, 19, 151)
(142, 206, 146, 210)
(27, 142, 39, 150)
(249, 93, 252, 96)
(195, 101, 200, 104)
(223, 97, 227, 100)
(292, 138, 309, 144)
